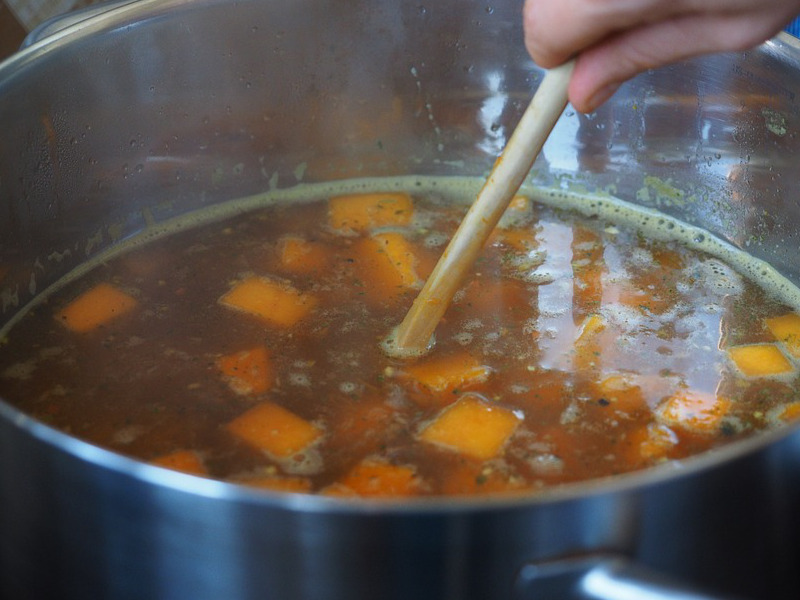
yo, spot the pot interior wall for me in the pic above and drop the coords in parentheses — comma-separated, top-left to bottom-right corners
(1, 0, 800, 331)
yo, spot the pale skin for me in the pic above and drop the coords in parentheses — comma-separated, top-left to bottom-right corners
(523, 0, 800, 113)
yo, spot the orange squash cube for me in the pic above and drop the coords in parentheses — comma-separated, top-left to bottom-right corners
(575, 313, 606, 345)
(351, 232, 421, 304)
(217, 347, 274, 395)
(336, 458, 422, 498)
(596, 374, 649, 415)
(371, 232, 421, 288)
(766, 313, 800, 358)
(657, 389, 731, 433)
(329, 192, 414, 232)
(150, 450, 208, 476)
(418, 395, 521, 460)
(226, 401, 322, 458)
(727, 344, 795, 377)
(220, 276, 317, 328)
(55, 282, 138, 333)
(401, 351, 492, 397)
(572, 313, 607, 371)
(778, 402, 800, 422)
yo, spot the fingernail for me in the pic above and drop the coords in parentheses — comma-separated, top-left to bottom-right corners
(585, 83, 620, 113)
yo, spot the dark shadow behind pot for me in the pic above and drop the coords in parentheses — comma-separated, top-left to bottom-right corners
(2, 1, 800, 598)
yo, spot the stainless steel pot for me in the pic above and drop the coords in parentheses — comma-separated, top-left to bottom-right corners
(2, 1, 800, 599)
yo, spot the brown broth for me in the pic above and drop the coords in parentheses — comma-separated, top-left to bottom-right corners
(1, 182, 799, 497)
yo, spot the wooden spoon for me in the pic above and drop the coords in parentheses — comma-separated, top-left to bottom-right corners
(382, 59, 575, 358)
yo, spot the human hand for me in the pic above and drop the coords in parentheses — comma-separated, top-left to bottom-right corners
(524, 0, 800, 112)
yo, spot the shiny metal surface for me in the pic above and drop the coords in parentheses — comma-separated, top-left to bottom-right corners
(515, 554, 743, 599)
(1, 0, 800, 599)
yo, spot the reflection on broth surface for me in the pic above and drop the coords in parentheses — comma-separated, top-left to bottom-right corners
(1, 177, 799, 497)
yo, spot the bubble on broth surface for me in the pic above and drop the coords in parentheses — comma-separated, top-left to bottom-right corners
(289, 372, 312, 387)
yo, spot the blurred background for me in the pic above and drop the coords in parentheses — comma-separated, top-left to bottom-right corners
(1, 1, 800, 62)
(1, 0, 98, 59)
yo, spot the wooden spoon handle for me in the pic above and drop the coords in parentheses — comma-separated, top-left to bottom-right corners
(384, 59, 575, 358)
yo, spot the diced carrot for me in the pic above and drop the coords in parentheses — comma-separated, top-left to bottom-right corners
(575, 313, 606, 345)
(150, 450, 208, 476)
(599, 373, 678, 411)
(779, 402, 800, 422)
(278, 236, 330, 275)
(237, 475, 313, 493)
(418, 395, 521, 460)
(226, 401, 322, 458)
(370, 232, 421, 287)
(624, 422, 678, 464)
(336, 458, 422, 498)
(766, 313, 800, 358)
(328, 192, 414, 232)
(573, 313, 607, 371)
(727, 344, 795, 377)
(657, 389, 730, 433)
(55, 282, 138, 333)
(219, 276, 317, 328)
(351, 232, 421, 304)
(216, 347, 274, 395)
(440, 460, 526, 496)
(595, 374, 649, 415)
(401, 351, 492, 399)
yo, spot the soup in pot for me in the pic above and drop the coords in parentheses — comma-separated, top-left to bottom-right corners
(1, 177, 799, 497)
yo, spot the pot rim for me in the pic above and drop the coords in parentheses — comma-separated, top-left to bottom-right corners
(2, 394, 798, 515)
